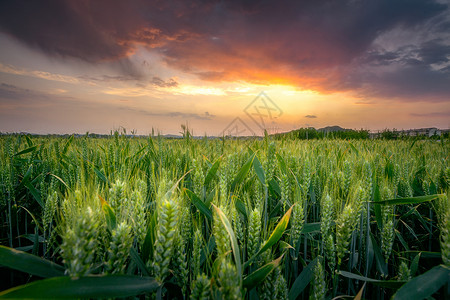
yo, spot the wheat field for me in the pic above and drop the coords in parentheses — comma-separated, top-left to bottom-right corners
(0, 133, 449, 299)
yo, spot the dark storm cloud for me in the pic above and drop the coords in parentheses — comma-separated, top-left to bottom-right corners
(418, 39, 450, 64)
(0, 0, 449, 99)
(369, 64, 450, 100)
(0, 1, 135, 61)
(345, 37, 450, 101)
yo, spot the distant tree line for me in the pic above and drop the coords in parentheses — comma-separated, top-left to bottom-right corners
(274, 128, 448, 140)
(274, 128, 370, 140)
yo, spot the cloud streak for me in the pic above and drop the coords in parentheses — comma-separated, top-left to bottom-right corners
(410, 111, 450, 118)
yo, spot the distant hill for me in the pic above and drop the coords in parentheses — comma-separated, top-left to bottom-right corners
(317, 126, 350, 132)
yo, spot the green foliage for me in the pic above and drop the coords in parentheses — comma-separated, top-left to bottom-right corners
(0, 134, 449, 299)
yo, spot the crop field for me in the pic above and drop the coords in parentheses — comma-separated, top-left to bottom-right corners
(0, 133, 449, 299)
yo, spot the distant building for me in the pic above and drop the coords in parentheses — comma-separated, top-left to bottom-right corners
(368, 127, 446, 139)
(404, 127, 441, 137)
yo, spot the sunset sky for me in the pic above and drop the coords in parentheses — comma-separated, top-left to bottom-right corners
(1, 0, 449, 136)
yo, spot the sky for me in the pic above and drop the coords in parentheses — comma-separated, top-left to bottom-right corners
(0, 0, 449, 136)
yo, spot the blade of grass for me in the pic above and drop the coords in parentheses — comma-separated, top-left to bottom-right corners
(186, 189, 213, 221)
(288, 257, 318, 300)
(212, 204, 242, 286)
(394, 265, 450, 300)
(246, 205, 293, 268)
(372, 194, 443, 206)
(243, 254, 283, 289)
(339, 271, 405, 289)
(0, 275, 159, 299)
(0, 245, 65, 278)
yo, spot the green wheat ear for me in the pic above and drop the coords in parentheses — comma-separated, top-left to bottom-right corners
(275, 271, 288, 300)
(43, 190, 58, 232)
(336, 204, 357, 267)
(130, 179, 147, 247)
(192, 227, 203, 278)
(172, 233, 189, 297)
(259, 262, 277, 300)
(217, 260, 241, 300)
(190, 273, 211, 300)
(440, 210, 450, 267)
(380, 186, 395, 262)
(231, 205, 244, 244)
(214, 205, 230, 258)
(60, 206, 100, 277)
(280, 172, 290, 211)
(398, 261, 411, 281)
(106, 221, 133, 274)
(311, 257, 326, 300)
(291, 201, 304, 248)
(153, 190, 178, 283)
(320, 193, 336, 271)
(247, 207, 261, 259)
(109, 179, 126, 210)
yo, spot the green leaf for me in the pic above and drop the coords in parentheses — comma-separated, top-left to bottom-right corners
(18, 165, 33, 189)
(394, 265, 450, 300)
(246, 205, 293, 267)
(372, 194, 444, 206)
(370, 233, 388, 276)
(347, 140, 359, 156)
(234, 197, 247, 221)
(400, 251, 441, 259)
(129, 247, 150, 277)
(142, 213, 156, 263)
(230, 153, 255, 191)
(339, 271, 405, 289)
(268, 178, 281, 197)
(212, 204, 242, 286)
(409, 139, 418, 151)
(205, 188, 215, 207)
(204, 156, 221, 186)
(252, 152, 265, 185)
(0, 275, 159, 299)
(24, 134, 33, 147)
(165, 170, 191, 198)
(99, 196, 116, 231)
(186, 189, 213, 221)
(13, 145, 38, 157)
(395, 229, 410, 251)
(279, 240, 294, 251)
(410, 253, 421, 276)
(243, 255, 283, 289)
(288, 257, 318, 300)
(24, 181, 43, 208)
(93, 167, 108, 184)
(15, 245, 34, 252)
(0, 246, 65, 278)
(49, 173, 70, 191)
(301, 222, 321, 234)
